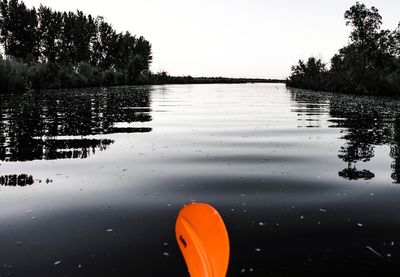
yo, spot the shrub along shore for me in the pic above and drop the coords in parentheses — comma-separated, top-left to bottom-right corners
(287, 2, 400, 96)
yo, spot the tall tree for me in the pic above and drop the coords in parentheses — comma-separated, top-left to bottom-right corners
(344, 2, 382, 47)
(92, 17, 118, 69)
(72, 11, 97, 64)
(134, 36, 152, 70)
(343, 3, 382, 89)
(394, 23, 400, 58)
(38, 5, 62, 63)
(0, 0, 39, 61)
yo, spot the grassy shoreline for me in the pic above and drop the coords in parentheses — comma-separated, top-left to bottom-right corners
(0, 58, 285, 94)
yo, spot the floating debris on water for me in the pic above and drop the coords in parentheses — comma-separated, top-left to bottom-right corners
(259, 222, 266, 226)
(319, 209, 327, 212)
(162, 252, 169, 257)
(255, 248, 261, 252)
(106, 229, 113, 232)
(240, 267, 254, 273)
(54, 260, 61, 266)
(366, 246, 384, 259)
(357, 223, 363, 227)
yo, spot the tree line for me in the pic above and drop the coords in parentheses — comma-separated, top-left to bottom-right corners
(287, 2, 400, 96)
(0, 0, 152, 92)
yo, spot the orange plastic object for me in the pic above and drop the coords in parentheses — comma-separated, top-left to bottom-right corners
(175, 203, 230, 277)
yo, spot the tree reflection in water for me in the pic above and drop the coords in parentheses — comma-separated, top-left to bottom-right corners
(0, 87, 152, 162)
(291, 89, 400, 182)
(390, 116, 400, 183)
(0, 174, 34, 187)
(290, 89, 330, 128)
(330, 96, 393, 181)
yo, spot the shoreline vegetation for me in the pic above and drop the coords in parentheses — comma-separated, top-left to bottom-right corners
(287, 2, 400, 96)
(0, 0, 283, 94)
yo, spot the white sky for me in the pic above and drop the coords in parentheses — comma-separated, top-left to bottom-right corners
(23, 0, 400, 79)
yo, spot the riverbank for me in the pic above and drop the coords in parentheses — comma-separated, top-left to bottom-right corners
(0, 58, 284, 94)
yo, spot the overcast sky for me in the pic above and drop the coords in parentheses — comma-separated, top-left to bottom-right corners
(23, 0, 400, 79)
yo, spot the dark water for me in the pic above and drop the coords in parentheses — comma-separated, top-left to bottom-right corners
(1, 83, 400, 276)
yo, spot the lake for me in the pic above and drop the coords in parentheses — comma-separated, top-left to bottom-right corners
(1, 83, 400, 276)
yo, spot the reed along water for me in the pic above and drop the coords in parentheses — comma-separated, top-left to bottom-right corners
(1, 83, 400, 276)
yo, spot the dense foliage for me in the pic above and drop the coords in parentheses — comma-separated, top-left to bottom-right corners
(288, 2, 400, 95)
(0, 0, 152, 93)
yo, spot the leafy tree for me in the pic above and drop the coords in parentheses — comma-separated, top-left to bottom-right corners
(134, 36, 152, 70)
(344, 2, 382, 47)
(38, 5, 62, 63)
(394, 23, 400, 58)
(287, 57, 326, 90)
(343, 3, 383, 92)
(289, 3, 400, 95)
(92, 17, 118, 69)
(72, 11, 97, 64)
(58, 11, 76, 64)
(0, 0, 39, 61)
(114, 31, 137, 70)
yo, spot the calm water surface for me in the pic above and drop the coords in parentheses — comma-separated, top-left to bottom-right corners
(1, 83, 400, 276)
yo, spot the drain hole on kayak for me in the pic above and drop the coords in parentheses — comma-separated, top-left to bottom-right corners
(180, 235, 187, 248)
